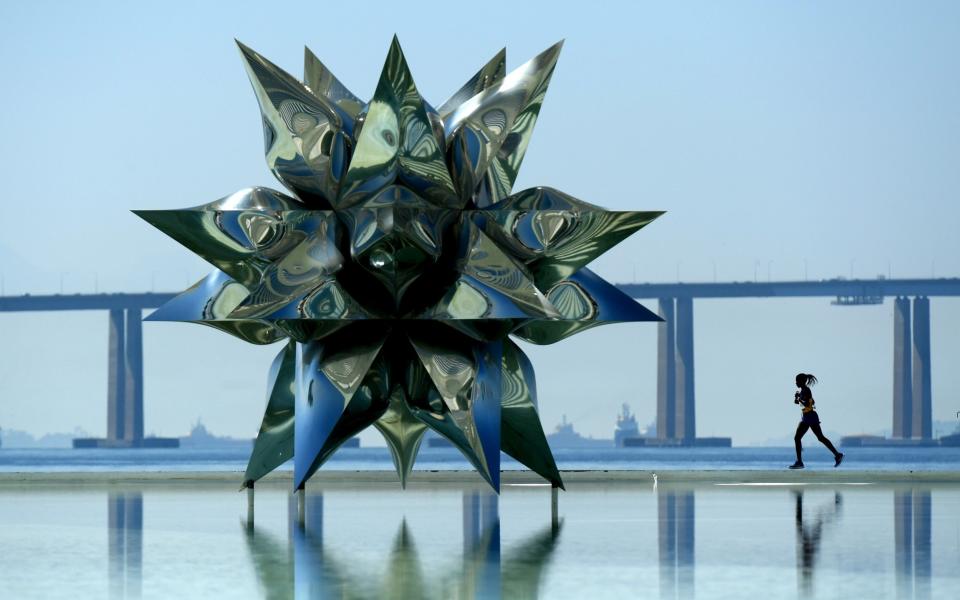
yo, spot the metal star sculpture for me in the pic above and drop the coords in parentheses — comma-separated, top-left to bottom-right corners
(136, 37, 662, 492)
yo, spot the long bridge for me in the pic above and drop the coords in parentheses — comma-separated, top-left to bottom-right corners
(2, 277, 958, 446)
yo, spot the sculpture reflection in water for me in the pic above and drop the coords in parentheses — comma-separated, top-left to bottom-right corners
(108, 492, 142, 600)
(793, 490, 842, 597)
(242, 491, 562, 599)
(894, 488, 932, 600)
(137, 38, 663, 493)
(657, 489, 694, 600)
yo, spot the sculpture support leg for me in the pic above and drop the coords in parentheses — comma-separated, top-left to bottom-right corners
(296, 483, 305, 527)
(246, 481, 254, 527)
(551, 483, 559, 531)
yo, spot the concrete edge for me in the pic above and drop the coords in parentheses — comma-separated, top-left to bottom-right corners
(2, 469, 960, 489)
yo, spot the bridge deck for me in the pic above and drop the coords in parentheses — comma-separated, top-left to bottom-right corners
(1, 278, 958, 312)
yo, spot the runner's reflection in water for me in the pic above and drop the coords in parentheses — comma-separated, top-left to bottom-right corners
(242, 490, 563, 599)
(107, 492, 143, 600)
(895, 488, 932, 600)
(657, 489, 694, 600)
(794, 490, 842, 597)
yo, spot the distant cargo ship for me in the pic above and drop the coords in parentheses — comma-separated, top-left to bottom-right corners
(179, 421, 253, 449)
(615, 403, 732, 447)
(615, 404, 653, 447)
(547, 415, 613, 448)
(178, 421, 360, 449)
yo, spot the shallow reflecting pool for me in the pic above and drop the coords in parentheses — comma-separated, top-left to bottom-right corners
(1, 481, 958, 598)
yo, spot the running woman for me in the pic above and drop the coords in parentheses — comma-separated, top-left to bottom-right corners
(790, 373, 844, 469)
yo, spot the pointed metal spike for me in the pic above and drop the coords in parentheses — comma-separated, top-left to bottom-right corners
(374, 387, 428, 488)
(243, 341, 297, 483)
(437, 48, 507, 120)
(466, 41, 565, 206)
(500, 339, 563, 488)
(443, 42, 563, 205)
(407, 334, 502, 491)
(475, 187, 664, 288)
(512, 268, 662, 345)
(134, 188, 310, 288)
(146, 270, 285, 345)
(304, 46, 364, 122)
(237, 41, 349, 206)
(338, 37, 458, 209)
(293, 331, 388, 488)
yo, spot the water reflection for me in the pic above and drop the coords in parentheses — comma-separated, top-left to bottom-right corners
(657, 490, 694, 599)
(895, 489, 932, 600)
(108, 492, 142, 599)
(243, 491, 561, 599)
(95, 485, 950, 598)
(793, 491, 842, 597)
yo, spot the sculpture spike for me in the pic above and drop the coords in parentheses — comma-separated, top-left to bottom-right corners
(144, 271, 285, 345)
(237, 40, 350, 207)
(407, 332, 502, 491)
(133, 187, 304, 288)
(443, 41, 563, 206)
(338, 37, 458, 210)
(374, 386, 428, 488)
(500, 339, 563, 488)
(294, 328, 389, 489)
(513, 268, 662, 345)
(304, 45, 364, 124)
(437, 47, 507, 120)
(476, 186, 664, 288)
(243, 340, 297, 483)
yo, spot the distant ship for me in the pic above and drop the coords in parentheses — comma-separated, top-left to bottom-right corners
(177, 420, 361, 449)
(179, 421, 253, 449)
(614, 404, 640, 447)
(547, 415, 612, 448)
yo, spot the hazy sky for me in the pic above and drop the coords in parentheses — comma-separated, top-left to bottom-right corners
(1, 1, 958, 446)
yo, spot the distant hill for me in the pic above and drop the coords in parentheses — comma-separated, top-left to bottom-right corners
(0, 428, 93, 448)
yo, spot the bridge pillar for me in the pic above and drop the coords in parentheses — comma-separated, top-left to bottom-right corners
(911, 297, 932, 440)
(657, 298, 676, 440)
(675, 297, 696, 442)
(107, 309, 127, 442)
(892, 297, 913, 439)
(124, 309, 144, 445)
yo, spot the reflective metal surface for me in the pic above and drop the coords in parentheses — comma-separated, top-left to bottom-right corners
(244, 341, 297, 484)
(138, 39, 663, 491)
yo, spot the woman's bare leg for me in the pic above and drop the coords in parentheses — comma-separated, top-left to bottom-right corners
(810, 423, 840, 457)
(794, 422, 809, 463)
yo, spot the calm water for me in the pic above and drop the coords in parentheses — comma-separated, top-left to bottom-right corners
(0, 481, 957, 599)
(2, 446, 960, 472)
